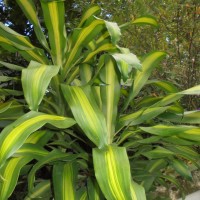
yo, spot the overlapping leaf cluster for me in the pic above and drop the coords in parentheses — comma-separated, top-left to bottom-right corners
(0, 1, 199, 199)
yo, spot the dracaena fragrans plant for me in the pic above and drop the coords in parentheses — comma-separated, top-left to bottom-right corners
(0, 1, 199, 200)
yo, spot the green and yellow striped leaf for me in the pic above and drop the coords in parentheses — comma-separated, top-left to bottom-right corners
(131, 181, 146, 200)
(0, 156, 32, 200)
(16, 0, 50, 51)
(159, 110, 200, 124)
(147, 80, 179, 93)
(41, 0, 67, 66)
(140, 125, 200, 142)
(28, 150, 79, 191)
(64, 18, 105, 76)
(120, 16, 158, 29)
(122, 51, 166, 111)
(100, 56, 120, 143)
(25, 180, 52, 200)
(78, 5, 101, 28)
(53, 162, 77, 200)
(61, 85, 108, 148)
(0, 111, 76, 167)
(118, 107, 168, 130)
(93, 145, 132, 200)
(22, 61, 60, 111)
(142, 146, 174, 159)
(0, 23, 48, 64)
(152, 84, 200, 107)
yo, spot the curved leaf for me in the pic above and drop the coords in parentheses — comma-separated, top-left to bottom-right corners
(0, 111, 76, 167)
(22, 61, 60, 111)
(16, 0, 50, 51)
(61, 85, 108, 148)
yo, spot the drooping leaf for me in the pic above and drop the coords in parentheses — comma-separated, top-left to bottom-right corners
(111, 53, 141, 81)
(16, 0, 50, 51)
(0, 111, 76, 167)
(0, 23, 48, 64)
(61, 85, 108, 148)
(0, 60, 24, 71)
(28, 150, 79, 191)
(93, 145, 132, 200)
(120, 16, 158, 29)
(22, 61, 60, 111)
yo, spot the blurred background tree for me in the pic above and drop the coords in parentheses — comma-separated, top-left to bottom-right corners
(0, 0, 199, 109)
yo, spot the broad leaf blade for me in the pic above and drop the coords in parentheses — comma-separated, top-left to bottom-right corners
(41, 0, 67, 66)
(25, 180, 52, 200)
(61, 85, 108, 148)
(170, 159, 192, 180)
(28, 150, 79, 191)
(0, 156, 32, 200)
(0, 23, 48, 64)
(100, 56, 120, 143)
(53, 162, 77, 200)
(0, 111, 76, 167)
(93, 145, 132, 200)
(16, 0, 50, 51)
(22, 61, 60, 111)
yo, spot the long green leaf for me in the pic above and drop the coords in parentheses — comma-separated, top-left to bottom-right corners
(41, 0, 67, 66)
(28, 150, 79, 191)
(0, 156, 32, 200)
(152, 84, 200, 107)
(100, 56, 120, 143)
(53, 162, 77, 200)
(159, 110, 200, 124)
(25, 180, 52, 200)
(118, 107, 168, 130)
(0, 60, 24, 71)
(140, 125, 200, 142)
(0, 23, 48, 64)
(16, 0, 50, 51)
(0, 111, 76, 167)
(93, 145, 132, 200)
(22, 61, 60, 111)
(170, 159, 192, 180)
(120, 16, 158, 29)
(122, 51, 166, 111)
(61, 85, 108, 148)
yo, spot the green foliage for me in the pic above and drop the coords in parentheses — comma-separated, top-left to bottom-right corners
(0, 1, 199, 199)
